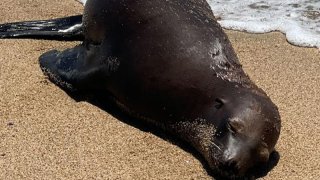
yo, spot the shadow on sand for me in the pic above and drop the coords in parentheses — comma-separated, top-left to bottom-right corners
(64, 89, 280, 180)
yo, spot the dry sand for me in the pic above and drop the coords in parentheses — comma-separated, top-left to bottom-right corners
(0, 0, 319, 179)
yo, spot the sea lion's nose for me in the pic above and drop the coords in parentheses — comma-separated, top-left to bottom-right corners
(225, 159, 242, 175)
(222, 147, 271, 175)
(221, 153, 249, 175)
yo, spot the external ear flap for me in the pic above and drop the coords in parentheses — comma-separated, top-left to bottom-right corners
(214, 98, 224, 109)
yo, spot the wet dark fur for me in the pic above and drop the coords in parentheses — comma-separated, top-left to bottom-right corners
(0, 0, 281, 179)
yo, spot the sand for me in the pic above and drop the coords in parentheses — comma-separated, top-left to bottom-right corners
(0, 0, 319, 179)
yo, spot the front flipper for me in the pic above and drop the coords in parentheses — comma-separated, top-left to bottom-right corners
(39, 44, 120, 91)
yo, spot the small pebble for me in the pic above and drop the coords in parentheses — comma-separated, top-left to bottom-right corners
(8, 122, 14, 126)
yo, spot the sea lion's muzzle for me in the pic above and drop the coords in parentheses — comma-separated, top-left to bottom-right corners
(219, 136, 271, 176)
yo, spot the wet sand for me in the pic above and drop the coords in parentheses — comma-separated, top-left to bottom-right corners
(0, 0, 319, 179)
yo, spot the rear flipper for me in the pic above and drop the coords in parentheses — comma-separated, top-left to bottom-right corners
(0, 15, 83, 41)
(40, 44, 120, 91)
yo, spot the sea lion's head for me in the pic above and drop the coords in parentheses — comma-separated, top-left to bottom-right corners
(206, 91, 281, 178)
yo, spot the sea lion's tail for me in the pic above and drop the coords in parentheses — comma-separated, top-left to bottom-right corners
(0, 15, 83, 41)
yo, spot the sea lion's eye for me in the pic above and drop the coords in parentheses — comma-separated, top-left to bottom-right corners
(227, 122, 237, 134)
(227, 120, 243, 134)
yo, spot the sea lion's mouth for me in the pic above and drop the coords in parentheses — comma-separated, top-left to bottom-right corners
(213, 165, 251, 180)
(211, 151, 279, 179)
(213, 161, 262, 180)
(207, 143, 253, 179)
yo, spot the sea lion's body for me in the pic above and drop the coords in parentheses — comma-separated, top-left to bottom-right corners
(0, 0, 281, 178)
(83, 0, 245, 123)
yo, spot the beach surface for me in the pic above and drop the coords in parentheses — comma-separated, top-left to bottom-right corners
(0, 0, 319, 179)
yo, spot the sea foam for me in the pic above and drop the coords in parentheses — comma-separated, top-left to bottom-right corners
(208, 0, 320, 48)
(77, 0, 320, 48)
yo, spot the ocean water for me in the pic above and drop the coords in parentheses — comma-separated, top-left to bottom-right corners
(208, 0, 320, 48)
(77, 0, 320, 48)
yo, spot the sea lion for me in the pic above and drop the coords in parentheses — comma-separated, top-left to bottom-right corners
(0, 0, 281, 178)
